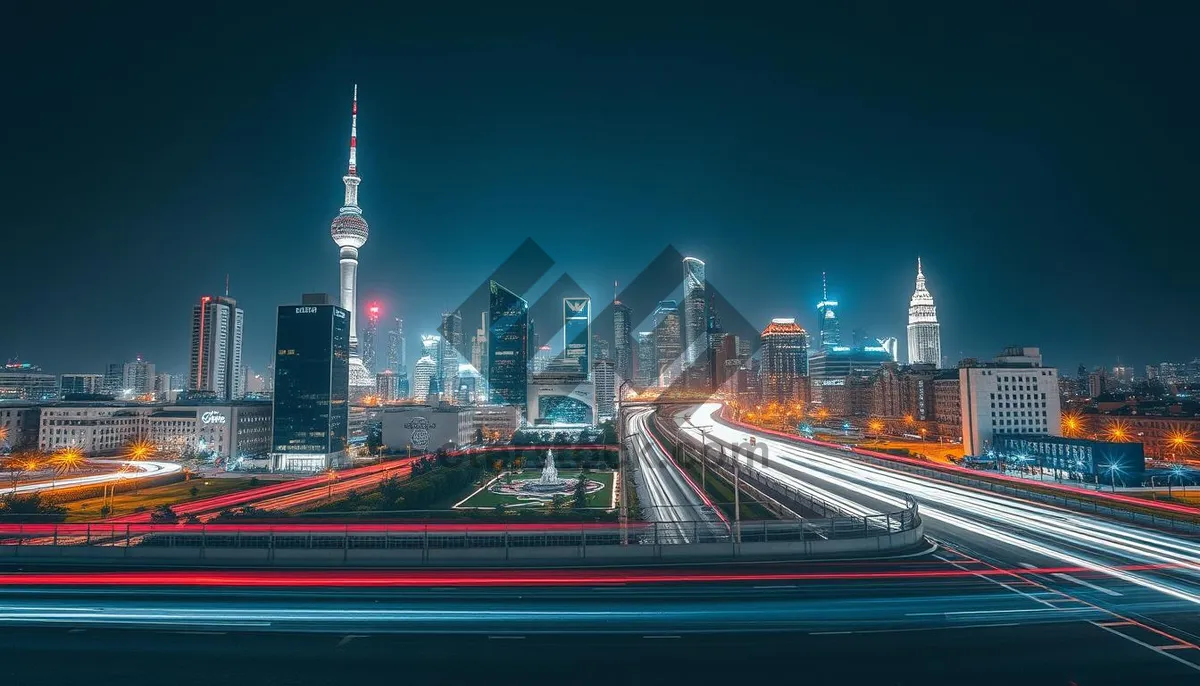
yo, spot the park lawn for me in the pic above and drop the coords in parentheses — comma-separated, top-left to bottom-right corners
(64, 478, 265, 522)
(457, 470, 615, 509)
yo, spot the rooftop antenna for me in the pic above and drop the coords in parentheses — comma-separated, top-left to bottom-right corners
(224, 274, 230, 297)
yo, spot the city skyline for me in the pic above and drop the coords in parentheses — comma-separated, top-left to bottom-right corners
(5, 7, 1198, 377)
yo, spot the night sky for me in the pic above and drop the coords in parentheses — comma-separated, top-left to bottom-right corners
(5, 4, 1197, 378)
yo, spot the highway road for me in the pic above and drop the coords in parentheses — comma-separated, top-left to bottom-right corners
(225, 458, 416, 516)
(0, 459, 183, 497)
(0, 564, 1197, 684)
(625, 408, 725, 543)
(673, 403, 1200, 673)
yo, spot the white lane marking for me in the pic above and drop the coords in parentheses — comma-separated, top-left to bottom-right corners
(811, 623, 1022, 636)
(906, 608, 1066, 617)
(932, 553, 1058, 609)
(1091, 621, 1200, 673)
(336, 634, 368, 647)
(1053, 573, 1123, 597)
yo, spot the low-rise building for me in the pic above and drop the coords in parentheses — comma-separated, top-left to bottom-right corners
(527, 372, 596, 426)
(0, 362, 58, 402)
(38, 403, 151, 455)
(147, 401, 273, 464)
(0, 405, 40, 451)
(381, 405, 473, 453)
(60, 374, 105, 398)
(470, 405, 520, 442)
(960, 347, 1062, 456)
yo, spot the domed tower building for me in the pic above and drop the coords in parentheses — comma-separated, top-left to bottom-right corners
(330, 85, 374, 395)
(906, 258, 942, 367)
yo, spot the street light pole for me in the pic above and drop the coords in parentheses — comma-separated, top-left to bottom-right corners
(617, 380, 632, 546)
(733, 449, 741, 544)
(697, 427, 711, 493)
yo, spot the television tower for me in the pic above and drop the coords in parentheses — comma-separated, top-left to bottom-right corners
(329, 85, 373, 391)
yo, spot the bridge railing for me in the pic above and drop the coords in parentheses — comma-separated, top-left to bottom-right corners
(0, 506, 920, 550)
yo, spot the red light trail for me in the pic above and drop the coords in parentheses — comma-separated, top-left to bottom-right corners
(0, 563, 1177, 589)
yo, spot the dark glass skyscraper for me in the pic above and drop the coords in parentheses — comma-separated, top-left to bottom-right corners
(613, 299, 633, 384)
(488, 281, 528, 414)
(271, 296, 350, 471)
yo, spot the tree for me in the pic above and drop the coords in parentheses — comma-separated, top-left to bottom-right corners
(149, 505, 178, 524)
(189, 485, 200, 497)
(572, 475, 589, 510)
(378, 476, 404, 508)
(599, 420, 618, 445)
(0, 493, 67, 523)
(551, 493, 567, 512)
(474, 427, 485, 445)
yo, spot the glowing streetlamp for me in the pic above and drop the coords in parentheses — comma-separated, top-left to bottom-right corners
(1168, 464, 1187, 497)
(1167, 432, 1191, 463)
(1103, 462, 1122, 492)
(125, 439, 156, 462)
(326, 469, 338, 501)
(1104, 421, 1130, 443)
(50, 448, 85, 489)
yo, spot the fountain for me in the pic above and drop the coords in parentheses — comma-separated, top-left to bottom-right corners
(482, 449, 604, 504)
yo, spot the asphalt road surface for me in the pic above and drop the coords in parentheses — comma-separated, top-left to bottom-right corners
(626, 408, 726, 543)
(672, 403, 1200, 674)
(0, 570, 1195, 686)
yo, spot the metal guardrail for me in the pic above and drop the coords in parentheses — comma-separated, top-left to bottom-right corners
(0, 510, 920, 550)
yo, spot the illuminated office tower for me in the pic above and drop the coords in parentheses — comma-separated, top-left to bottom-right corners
(906, 258, 942, 367)
(817, 272, 840, 350)
(270, 296, 349, 472)
(189, 294, 244, 400)
(682, 257, 708, 386)
(488, 281, 529, 415)
(439, 311, 462, 403)
(361, 302, 381, 373)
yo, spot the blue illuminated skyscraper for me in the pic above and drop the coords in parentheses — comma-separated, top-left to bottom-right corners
(817, 272, 841, 350)
(488, 281, 529, 415)
(682, 257, 709, 387)
(563, 297, 590, 378)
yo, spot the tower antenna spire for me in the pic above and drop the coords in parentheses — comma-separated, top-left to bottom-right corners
(348, 84, 358, 175)
(822, 272, 828, 301)
(224, 273, 229, 297)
